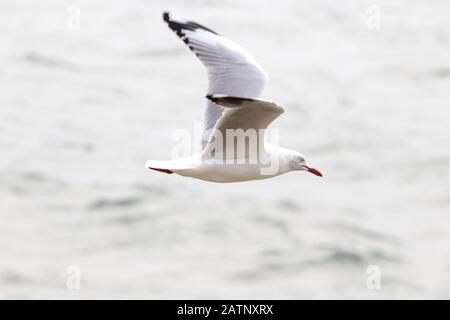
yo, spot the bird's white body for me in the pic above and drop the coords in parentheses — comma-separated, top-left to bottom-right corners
(162, 144, 292, 183)
(146, 12, 322, 182)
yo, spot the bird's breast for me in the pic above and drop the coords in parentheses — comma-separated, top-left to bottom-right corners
(175, 162, 283, 183)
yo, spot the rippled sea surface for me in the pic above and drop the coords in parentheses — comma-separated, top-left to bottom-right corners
(1, 0, 450, 299)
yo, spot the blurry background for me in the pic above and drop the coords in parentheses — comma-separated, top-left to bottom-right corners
(1, 0, 449, 299)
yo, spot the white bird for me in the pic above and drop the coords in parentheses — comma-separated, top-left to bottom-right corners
(146, 12, 322, 183)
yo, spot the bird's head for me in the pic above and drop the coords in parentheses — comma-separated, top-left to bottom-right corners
(289, 152, 323, 177)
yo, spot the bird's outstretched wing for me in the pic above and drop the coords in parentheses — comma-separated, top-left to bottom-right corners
(203, 95, 284, 162)
(162, 12, 269, 149)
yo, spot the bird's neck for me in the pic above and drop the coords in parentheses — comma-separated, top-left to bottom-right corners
(263, 144, 294, 176)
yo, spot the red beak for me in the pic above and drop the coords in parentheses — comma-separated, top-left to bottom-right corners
(305, 166, 323, 177)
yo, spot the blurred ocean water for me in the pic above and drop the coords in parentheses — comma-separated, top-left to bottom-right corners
(0, 0, 450, 298)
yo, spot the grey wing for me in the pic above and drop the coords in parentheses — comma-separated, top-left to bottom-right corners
(163, 12, 269, 149)
(203, 95, 284, 161)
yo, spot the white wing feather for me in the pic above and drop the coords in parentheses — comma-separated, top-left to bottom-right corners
(203, 95, 284, 160)
(163, 12, 269, 149)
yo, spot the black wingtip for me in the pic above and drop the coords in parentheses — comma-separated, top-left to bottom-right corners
(206, 94, 225, 103)
(162, 11, 170, 22)
(206, 95, 219, 104)
(206, 95, 256, 106)
(162, 12, 219, 36)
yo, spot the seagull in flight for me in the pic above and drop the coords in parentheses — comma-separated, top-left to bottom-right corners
(146, 12, 323, 183)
